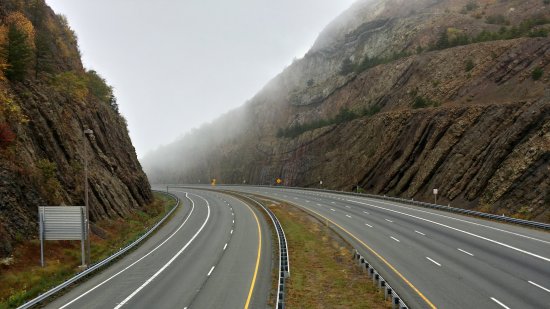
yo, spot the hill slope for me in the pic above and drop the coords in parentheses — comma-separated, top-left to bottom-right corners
(143, 0, 550, 222)
(0, 0, 152, 257)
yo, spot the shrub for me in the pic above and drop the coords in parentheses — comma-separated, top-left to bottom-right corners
(465, 59, 475, 72)
(463, 1, 478, 13)
(361, 105, 381, 116)
(339, 58, 354, 75)
(36, 159, 62, 204)
(51, 71, 88, 102)
(0, 123, 16, 148)
(532, 67, 544, 80)
(412, 96, 439, 109)
(486, 15, 509, 25)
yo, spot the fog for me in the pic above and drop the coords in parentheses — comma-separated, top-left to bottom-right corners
(46, 0, 356, 158)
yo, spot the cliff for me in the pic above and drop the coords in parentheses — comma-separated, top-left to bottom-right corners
(0, 0, 152, 257)
(143, 0, 550, 222)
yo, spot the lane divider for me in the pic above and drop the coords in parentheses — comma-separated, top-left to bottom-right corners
(274, 197, 436, 309)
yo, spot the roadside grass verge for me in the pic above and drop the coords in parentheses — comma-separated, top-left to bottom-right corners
(270, 202, 391, 309)
(0, 192, 177, 308)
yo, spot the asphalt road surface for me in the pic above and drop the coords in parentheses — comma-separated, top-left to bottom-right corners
(46, 188, 272, 309)
(219, 185, 550, 309)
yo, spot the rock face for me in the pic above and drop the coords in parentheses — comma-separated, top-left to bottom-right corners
(143, 0, 550, 222)
(0, 0, 152, 257)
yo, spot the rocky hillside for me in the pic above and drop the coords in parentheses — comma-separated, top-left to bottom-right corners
(0, 0, 152, 257)
(143, 0, 550, 222)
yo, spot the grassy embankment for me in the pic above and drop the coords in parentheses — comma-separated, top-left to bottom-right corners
(269, 201, 391, 309)
(0, 192, 177, 308)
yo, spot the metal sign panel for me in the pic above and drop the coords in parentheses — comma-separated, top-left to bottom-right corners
(39, 206, 85, 240)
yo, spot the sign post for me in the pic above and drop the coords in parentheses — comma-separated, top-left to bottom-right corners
(38, 206, 86, 267)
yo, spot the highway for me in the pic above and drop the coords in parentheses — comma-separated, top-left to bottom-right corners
(46, 189, 272, 309)
(219, 185, 550, 309)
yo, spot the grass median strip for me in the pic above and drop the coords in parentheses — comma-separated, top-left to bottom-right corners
(269, 202, 391, 309)
(0, 192, 177, 309)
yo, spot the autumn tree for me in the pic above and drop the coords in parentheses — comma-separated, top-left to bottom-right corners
(3, 12, 36, 81)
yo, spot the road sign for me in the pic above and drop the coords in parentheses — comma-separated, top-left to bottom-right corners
(433, 188, 438, 195)
(276, 178, 282, 184)
(39, 206, 86, 267)
(211, 179, 216, 186)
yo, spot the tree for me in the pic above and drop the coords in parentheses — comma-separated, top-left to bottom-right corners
(5, 25, 33, 81)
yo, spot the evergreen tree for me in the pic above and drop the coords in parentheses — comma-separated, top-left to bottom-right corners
(5, 25, 33, 81)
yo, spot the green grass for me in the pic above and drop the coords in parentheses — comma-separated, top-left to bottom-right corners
(270, 203, 391, 309)
(0, 192, 176, 308)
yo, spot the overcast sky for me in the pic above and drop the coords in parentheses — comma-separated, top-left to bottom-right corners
(46, 0, 355, 158)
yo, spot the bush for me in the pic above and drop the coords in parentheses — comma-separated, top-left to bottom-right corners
(51, 71, 88, 102)
(339, 58, 354, 75)
(465, 59, 475, 72)
(412, 96, 439, 109)
(36, 159, 62, 204)
(462, 1, 478, 13)
(277, 107, 362, 138)
(0, 123, 16, 148)
(486, 15, 509, 25)
(532, 67, 544, 80)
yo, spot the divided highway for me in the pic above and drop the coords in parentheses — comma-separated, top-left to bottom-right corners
(45, 189, 272, 309)
(221, 185, 550, 309)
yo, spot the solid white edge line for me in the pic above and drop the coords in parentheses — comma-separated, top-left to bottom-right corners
(426, 257, 441, 266)
(415, 230, 425, 236)
(491, 297, 511, 309)
(207, 266, 215, 277)
(348, 199, 550, 263)
(113, 193, 211, 309)
(59, 191, 195, 309)
(528, 281, 550, 293)
(457, 248, 474, 256)
(390, 236, 400, 242)
(362, 197, 550, 245)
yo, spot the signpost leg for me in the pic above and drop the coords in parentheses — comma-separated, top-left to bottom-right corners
(39, 208, 44, 267)
(81, 207, 86, 268)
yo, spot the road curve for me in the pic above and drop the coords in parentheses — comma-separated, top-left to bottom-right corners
(220, 185, 550, 309)
(45, 189, 272, 309)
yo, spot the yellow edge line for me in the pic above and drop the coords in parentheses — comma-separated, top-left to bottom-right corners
(243, 201, 262, 309)
(298, 205, 437, 309)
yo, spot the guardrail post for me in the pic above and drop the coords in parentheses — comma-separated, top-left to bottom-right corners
(368, 266, 374, 278)
(373, 272, 379, 285)
(385, 286, 392, 300)
(393, 296, 400, 309)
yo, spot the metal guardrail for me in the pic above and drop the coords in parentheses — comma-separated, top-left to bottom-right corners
(240, 194, 290, 309)
(231, 184, 550, 230)
(353, 249, 408, 309)
(18, 191, 180, 309)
